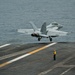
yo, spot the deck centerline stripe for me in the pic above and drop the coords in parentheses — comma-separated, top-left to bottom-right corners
(0, 42, 57, 68)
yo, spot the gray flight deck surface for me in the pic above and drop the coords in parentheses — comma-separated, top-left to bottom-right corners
(0, 42, 75, 75)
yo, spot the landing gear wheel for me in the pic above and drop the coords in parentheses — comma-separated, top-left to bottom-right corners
(50, 38, 52, 41)
(38, 38, 41, 41)
(49, 36, 52, 41)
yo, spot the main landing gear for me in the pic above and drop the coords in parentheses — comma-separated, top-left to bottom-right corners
(49, 36, 52, 41)
(38, 36, 52, 41)
(38, 37, 41, 41)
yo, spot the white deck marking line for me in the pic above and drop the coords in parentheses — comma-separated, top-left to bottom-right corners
(0, 42, 57, 68)
(0, 47, 37, 60)
(60, 67, 74, 75)
(0, 44, 11, 48)
(38, 53, 75, 75)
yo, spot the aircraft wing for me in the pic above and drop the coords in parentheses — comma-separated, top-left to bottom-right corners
(47, 30, 68, 37)
(18, 29, 34, 34)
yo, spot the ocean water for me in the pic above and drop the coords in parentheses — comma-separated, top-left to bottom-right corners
(0, 0, 75, 44)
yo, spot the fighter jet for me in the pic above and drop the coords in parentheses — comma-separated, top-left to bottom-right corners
(18, 21, 68, 41)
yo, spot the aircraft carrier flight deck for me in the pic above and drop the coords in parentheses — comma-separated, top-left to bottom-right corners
(0, 42, 75, 75)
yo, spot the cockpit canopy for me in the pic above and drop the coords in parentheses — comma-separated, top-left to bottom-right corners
(52, 22, 58, 25)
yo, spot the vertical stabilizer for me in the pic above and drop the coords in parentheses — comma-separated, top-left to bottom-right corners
(41, 22, 47, 34)
(29, 21, 38, 31)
